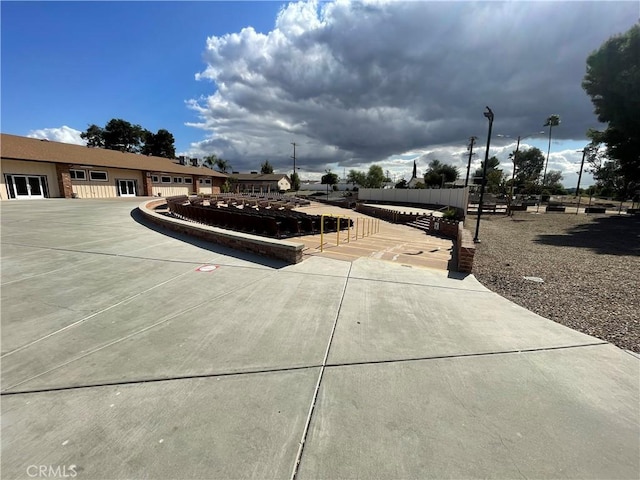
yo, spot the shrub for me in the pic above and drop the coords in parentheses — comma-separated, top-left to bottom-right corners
(442, 208, 458, 220)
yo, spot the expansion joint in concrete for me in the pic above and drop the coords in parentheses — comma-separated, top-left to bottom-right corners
(290, 263, 353, 480)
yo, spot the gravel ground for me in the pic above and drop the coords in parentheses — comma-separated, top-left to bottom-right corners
(467, 211, 640, 353)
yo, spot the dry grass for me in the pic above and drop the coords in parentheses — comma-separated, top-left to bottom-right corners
(467, 211, 640, 353)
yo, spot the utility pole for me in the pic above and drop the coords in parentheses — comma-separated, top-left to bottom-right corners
(291, 142, 297, 176)
(464, 136, 477, 188)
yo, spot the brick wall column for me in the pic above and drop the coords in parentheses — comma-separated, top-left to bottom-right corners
(55, 163, 73, 198)
(193, 176, 200, 194)
(456, 224, 475, 273)
(212, 177, 222, 194)
(142, 172, 153, 196)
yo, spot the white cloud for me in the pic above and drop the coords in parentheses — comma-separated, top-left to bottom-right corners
(186, 0, 633, 184)
(27, 126, 86, 146)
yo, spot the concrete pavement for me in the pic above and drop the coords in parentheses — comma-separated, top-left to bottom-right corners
(1, 198, 638, 479)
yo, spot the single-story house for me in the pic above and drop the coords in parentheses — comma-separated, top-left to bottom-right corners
(1, 133, 227, 200)
(230, 173, 291, 193)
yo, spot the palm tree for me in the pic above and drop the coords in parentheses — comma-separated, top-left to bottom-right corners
(536, 114, 561, 213)
(204, 154, 230, 174)
(542, 114, 561, 186)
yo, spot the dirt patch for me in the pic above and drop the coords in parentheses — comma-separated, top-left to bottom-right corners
(468, 212, 640, 352)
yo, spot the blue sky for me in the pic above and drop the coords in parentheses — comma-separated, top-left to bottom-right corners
(2, 1, 637, 185)
(2, 1, 284, 151)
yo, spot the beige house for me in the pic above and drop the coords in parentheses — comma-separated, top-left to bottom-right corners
(231, 173, 291, 193)
(1, 133, 227, 200)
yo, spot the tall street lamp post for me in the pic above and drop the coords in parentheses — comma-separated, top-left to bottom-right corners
(474, 106, 494, 244)
(575, 147, 588, 215)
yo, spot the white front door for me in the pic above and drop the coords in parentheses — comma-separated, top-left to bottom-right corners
(118, 179, 137, 197)
(10, 175, 45, 199)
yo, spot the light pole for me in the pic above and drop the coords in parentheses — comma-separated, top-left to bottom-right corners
(474, 106, 494, 244)
(538, 114, 561, 213)
(575, 147, 588, 214)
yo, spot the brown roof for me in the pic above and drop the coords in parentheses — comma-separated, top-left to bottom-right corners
(0, 133, 227, 178)
(231, 173, 291, 182)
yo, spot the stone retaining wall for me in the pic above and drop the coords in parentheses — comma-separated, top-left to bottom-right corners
(139, 199, 304, 264)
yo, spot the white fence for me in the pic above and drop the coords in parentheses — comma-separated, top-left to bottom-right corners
(358, 188, 469, 214)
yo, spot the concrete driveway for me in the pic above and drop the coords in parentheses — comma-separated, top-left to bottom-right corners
(1, 198, 638, 479)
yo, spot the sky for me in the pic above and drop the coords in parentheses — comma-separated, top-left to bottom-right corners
(2, 1, 638, 186)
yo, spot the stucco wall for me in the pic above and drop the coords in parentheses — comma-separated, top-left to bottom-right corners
(152, 185, 194, 197)
(1, 159, 223, 200)
(1, 160, 60, 200)
(71, 168, 144, 199)
(278, 178, 291, 190)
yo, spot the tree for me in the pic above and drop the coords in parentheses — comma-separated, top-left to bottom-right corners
(290, 172, 301, 191)
(473, 156, 500, 182)
(512, 147, 545, 193)
(260, 160, 274, 174)
(221, 179, 232, 193)
(542, 114, 561, 185)
(102, 118, 145, 152)
(474, 156, 504, 193)
(321, 170, 339, 186)
(395, 179, 408, 189)
(424, 159, 459, 187)
(141, 129, 176, 158)
(81, 119, 176, 157)
(587, 145, 628, 199)
(366, 165, 386, 188)
(321, 169, 338, 197)
(80, 124, 105, 148)
(593, 159, 627, 198)
(582, 24, 640, 191)
(487, 170, 507, 194)
(204, 155, 230, 173)
(424, 159, 443, 187)
(543, 170, 565, 194)
(346, 169, 366, 187)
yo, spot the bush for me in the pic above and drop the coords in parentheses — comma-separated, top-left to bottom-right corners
(442, 208, 458, 220)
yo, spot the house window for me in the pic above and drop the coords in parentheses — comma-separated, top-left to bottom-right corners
(152, 175, 160, 183)
(173, 177, 183, 184)
(161, 176, 171, 184)
(70, 169, 87, 180)
(203, 179, 212, 185)
(89, 171, 108, 181)
(184, 177, 193, 184)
